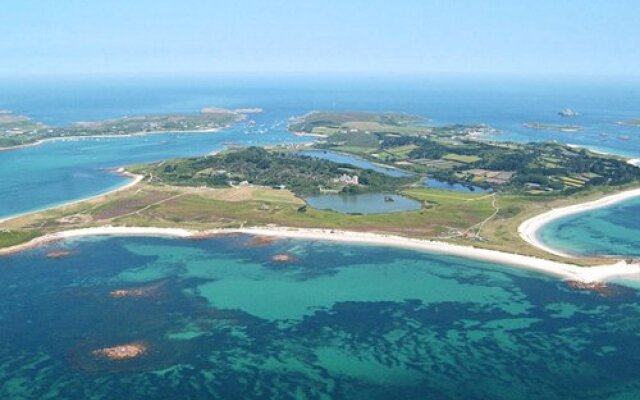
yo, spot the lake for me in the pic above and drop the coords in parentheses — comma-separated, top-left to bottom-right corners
(296, 149, 413, 177)
(305, 193, 422, 214)
(424, 177, 490, 193)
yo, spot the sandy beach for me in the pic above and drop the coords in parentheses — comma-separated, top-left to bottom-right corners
(519, 187, 640, 258)
(2, 225, 640, 283)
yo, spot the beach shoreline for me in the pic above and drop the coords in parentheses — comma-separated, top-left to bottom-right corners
(2, 225, 639, 283)
(519, 187, 640, 258)
(0, 170, 143, 225)
(0, 127, 226, 152)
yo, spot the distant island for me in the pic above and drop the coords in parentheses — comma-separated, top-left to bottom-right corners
(288, 111, 430, 137)
(0, 107, 254, 149)
(617, 119, 640, 127)
(523, 122, 584, 132)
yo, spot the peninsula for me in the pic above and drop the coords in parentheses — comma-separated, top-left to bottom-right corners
(0, 107, 253, 149)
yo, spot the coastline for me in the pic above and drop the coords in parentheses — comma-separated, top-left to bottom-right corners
(0, 127, 225, 152)
(519, 187, 640, 258)
(0, 170, 143, 225)
(2, 225, 640, 283)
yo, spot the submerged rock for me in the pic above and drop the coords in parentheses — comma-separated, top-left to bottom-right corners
(109, 282, 164, 298)
(46, 250, 72, 259)
(92, 342, 147, 360)
(246, 236, 280, 247)
(271, 253, 298, 263)
(566, 280, 633, 298)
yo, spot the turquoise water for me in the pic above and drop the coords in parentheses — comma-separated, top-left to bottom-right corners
(1, 234, 640, 399)
(0, 129, 306, 219)
(538, 197, 640, 257)
(296, 150, 413, 177)
(305, 193, 422, 214)
(1, 77, 640, 398)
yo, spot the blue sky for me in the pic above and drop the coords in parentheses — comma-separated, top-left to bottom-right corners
(1, 0, 638, 77)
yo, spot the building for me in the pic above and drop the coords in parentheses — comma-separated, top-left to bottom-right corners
(336, 174, 359, 185)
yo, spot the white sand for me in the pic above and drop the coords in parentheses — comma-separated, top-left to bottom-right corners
(519, 187, 640, 258)
(3, 225, 639, 283)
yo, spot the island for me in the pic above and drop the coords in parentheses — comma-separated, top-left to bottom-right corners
(617, 119, 640, 127)
(523, 122, 584, 132)
(0, 107, 253, 149)
(2, 111, 640, 285)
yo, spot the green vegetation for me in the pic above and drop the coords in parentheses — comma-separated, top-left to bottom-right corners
(0, 230, 41, 248)
(289, 111, 427, 135)
(297, 112, 640, 194)
(0, 183, 501, 251)
(0, 108, 246, 149)
(134, 147, 414, 196)
(0, 111, 46, 147)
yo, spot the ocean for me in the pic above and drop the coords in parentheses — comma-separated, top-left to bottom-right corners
(2, 234, 640, 399)
(1, 76, 640, 398)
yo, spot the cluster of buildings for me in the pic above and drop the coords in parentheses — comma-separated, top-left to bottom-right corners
(336, 174, 359, 185)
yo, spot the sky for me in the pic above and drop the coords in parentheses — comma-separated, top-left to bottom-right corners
(1, 0, 639, 78)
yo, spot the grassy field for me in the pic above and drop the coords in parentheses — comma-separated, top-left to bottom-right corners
(0, 230, 42, 248)
(2, 179, 636, 266)
(0, 183, 493, 244)
(442, 153, 481, 164)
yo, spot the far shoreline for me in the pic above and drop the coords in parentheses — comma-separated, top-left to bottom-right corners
(0, 127, 225, 152)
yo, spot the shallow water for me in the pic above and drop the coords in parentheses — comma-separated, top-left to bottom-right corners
(1, 235, 639, 399)
(305, 193, 422, 214)
(537, 196, 640, 258)
(1, 77, 640, 399)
